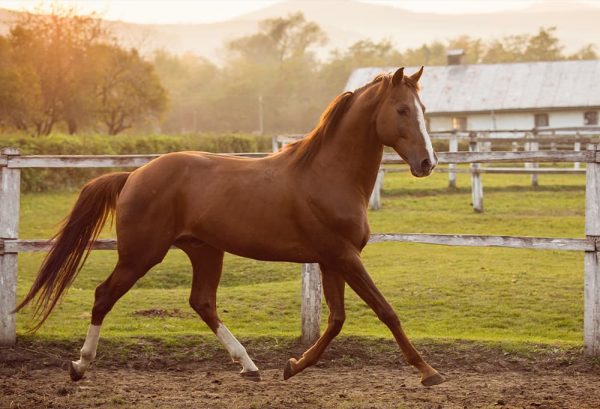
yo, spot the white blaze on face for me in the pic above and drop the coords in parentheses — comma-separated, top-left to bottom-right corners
(216, 323, 259, 373)
(72, 324, 101, 374)
(413, 96, 437, 166)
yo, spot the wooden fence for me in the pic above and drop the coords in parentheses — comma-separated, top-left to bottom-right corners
(1, 147, 600, 356)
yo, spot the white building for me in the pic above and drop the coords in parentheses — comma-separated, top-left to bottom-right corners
(344, 59, 600, 133)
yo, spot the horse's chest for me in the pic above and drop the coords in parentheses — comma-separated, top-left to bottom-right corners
(322, 206, 370, 248)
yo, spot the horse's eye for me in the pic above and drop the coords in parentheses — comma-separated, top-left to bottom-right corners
(397, 107, 409, 115)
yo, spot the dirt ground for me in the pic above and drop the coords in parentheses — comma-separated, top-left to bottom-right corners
(2, 338, 600, 409)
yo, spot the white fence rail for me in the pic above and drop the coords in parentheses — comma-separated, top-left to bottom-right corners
(1, 147, 600, 355)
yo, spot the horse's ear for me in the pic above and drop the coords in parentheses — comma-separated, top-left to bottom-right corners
(391, 67, 404, 86)
(409, 66, 424, 83)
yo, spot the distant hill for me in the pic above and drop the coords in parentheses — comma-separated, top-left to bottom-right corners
(1, 0, 598, 61)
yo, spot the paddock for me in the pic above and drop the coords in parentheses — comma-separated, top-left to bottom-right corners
(1, 147, 600, 353)
(2, 147, 600, 407)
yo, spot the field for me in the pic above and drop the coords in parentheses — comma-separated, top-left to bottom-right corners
(3, 169, 600, 408)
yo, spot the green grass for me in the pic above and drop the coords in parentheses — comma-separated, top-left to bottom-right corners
(15, 171, 587, 348)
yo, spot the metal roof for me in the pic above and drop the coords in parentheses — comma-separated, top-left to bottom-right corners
(344, 60, 600, 114)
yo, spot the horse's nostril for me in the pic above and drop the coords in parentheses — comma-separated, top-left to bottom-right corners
(421, 158, 432, 172)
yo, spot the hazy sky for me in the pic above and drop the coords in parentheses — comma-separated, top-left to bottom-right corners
(1, 0, 598, 24)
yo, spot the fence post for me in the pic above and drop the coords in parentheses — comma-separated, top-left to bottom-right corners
(585, 144, 600, 356)
(369, 169, 384, 210)
(272, 135, 279, 153)
(448, 132, 458, 188)
(530, 137, 539, 187)
(574, 139, 581, 170)
(0, 148, 20, 346)
(301, 263, 322, 344)
(469, 135, 483, 213)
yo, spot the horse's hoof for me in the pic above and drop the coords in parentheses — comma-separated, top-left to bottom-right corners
(69, 361, 84, 382)
(283, 359, 295, 380)
(240, 370, 261, 382)
(421, 371, 444, 387)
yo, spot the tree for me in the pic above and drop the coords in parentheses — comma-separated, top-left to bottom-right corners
(525, 27, 563, 61)
(568, 44, 598, 60)
(94, 45, 168, 135)
(6, 5, 107, 135)
(0, 35, 43, 131)
(227, 12, 327, 64)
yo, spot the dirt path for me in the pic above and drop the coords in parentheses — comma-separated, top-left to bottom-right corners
(2, 338, 600, 408)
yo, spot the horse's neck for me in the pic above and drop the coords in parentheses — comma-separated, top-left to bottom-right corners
(312, 101, 384, 200)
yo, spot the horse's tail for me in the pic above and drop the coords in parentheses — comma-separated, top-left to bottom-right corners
(14, 172, 130, 331)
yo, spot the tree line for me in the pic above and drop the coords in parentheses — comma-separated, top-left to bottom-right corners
(0, 8, 597, 136)
(0, 8, 166, 136)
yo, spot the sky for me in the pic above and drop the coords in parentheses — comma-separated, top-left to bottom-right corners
(1, 0, 599, 24)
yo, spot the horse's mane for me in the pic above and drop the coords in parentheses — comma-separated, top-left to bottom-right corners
(284, 71, 419, 165)
(284, 73, 393, 165)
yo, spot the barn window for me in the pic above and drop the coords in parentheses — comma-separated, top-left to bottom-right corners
(534, 113, 549, 128)
(452, 117, 467, 131)
(584, 111, 598, 126)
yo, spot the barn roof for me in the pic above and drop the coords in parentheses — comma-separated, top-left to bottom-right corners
(344, 60, 600, 114)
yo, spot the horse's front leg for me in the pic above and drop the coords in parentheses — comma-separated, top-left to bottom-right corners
(340, 253, 444, 386)
(284, 267, 345, 379)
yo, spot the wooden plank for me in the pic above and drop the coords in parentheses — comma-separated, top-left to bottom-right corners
(448, 134, 458, 188)
(3, 239, 118, 253)
(2, 150, 594, 169)
(5, 234, 593, 253)
(575, 142, 581, 170)
(369, 169, 384, 210)
(368, 234, 594, 251)
(0, 148, 20, 346)
(382, 151, 592, 165)
(470, 141, 484, 213)
(475, 136, 600, 144)
(436, 167, 585, 175)
(0, 254, 17, 346)
(7, 153, 269, 168)
(301, 263, 322, 344)
(383, 166, 585, 175)
(584, 251, 600, 356)
(585, 146, 600, 355)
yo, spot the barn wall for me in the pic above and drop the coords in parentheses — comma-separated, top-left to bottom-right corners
(428, 110, 593, 132)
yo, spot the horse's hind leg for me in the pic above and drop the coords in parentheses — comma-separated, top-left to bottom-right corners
(70, 251, 166, 381)
(183, 244, 260, 380)
(284, 267, 345, 380)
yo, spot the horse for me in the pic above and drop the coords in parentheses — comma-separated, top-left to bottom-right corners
(15, 66, 443, 386)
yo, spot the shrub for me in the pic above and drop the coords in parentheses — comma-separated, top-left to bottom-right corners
(0, 133, 273, 191)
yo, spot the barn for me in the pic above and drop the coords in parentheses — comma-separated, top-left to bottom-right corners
(344, 58, 600, 133)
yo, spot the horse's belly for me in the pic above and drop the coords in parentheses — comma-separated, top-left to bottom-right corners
(200, 226, 318, 263)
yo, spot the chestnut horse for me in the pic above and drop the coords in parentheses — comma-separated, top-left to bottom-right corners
(15, 67, 443, 386)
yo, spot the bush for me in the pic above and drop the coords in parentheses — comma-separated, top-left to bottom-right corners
(0, 133, 273, 191)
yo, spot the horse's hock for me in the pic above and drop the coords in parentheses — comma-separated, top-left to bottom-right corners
(1, 147, 600, 355)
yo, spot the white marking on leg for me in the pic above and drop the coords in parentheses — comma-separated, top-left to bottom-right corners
(72, 324, 101, 374)
(414, 96, 437, 166)
(215, 323, 259, 373)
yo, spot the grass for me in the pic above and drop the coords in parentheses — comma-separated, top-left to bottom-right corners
(15, 170, 587, 349)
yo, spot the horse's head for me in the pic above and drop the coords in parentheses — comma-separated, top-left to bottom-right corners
(374, 67, 437, 177)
